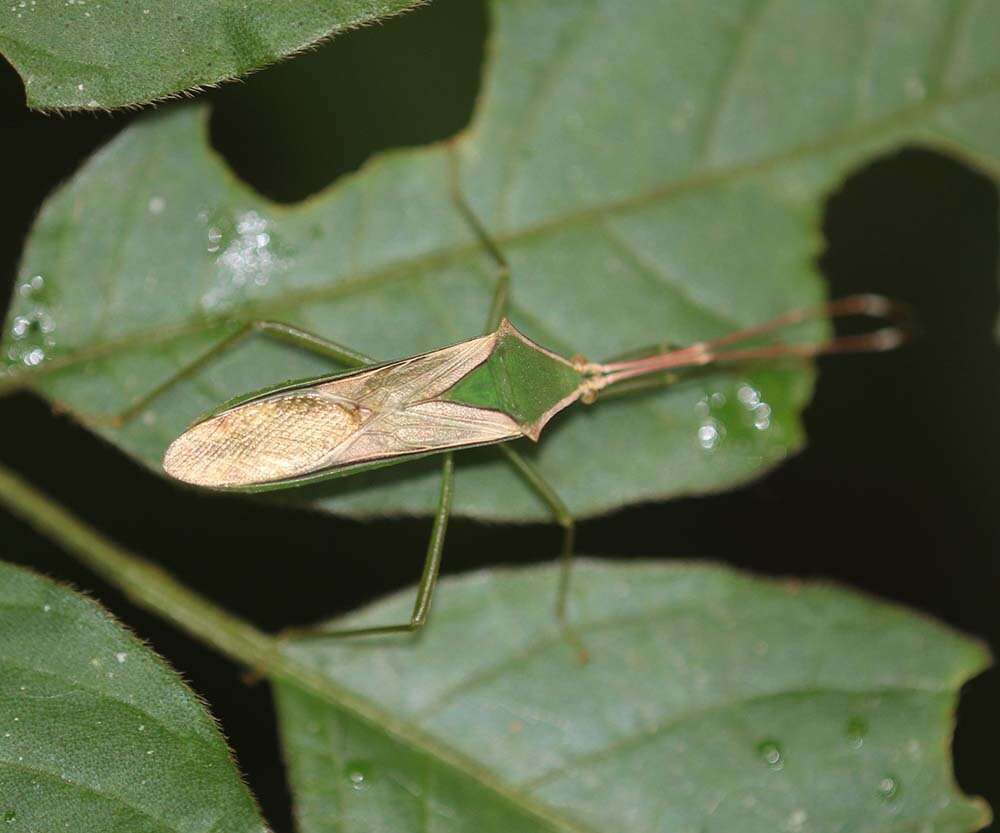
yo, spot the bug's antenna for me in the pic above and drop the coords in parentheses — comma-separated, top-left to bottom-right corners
(589, 294, 913, 391)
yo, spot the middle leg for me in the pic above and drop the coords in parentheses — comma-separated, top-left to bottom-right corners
(451, 154, 587, 653)
(496, 444, 587, 660)
(289, 452, 455, 640)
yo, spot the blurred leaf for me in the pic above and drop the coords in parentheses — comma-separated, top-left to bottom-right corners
(4, 0, 1000, 521)
(274, 561, 990, 833)
(0, 0, 421, 110)
(0, 560, 268, 832)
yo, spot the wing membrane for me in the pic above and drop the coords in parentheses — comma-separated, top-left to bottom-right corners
(163, 331, 523, 488)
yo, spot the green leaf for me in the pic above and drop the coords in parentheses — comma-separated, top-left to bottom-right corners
(0, 560, 268, 832)
(274, 561, 991, 833)
(0, 1, 421, 111)
(5, 1, 1000, 521)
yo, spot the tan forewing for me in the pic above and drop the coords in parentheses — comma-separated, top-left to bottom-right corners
(163, 331, 523, 488)
(162, 391, 367, 487)
(316, 333, 499, 407)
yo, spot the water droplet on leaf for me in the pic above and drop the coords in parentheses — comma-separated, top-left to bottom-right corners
(786, 809, 807, 831)
(845, 717, 867, 749)
(344, 759, 374, 792)
(756, 739, 784, 770)
(697, 422, 721, 449)
(877, 775, 900, 801)
(737, 383, 761, 408)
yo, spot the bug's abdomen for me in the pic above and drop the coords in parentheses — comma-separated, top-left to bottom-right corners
(163, 392, 365, 487)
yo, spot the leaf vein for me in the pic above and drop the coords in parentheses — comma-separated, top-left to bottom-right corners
(413, 599, 950, 726)
(521, 683, 947, 790)
(12, 69, 1000, 400)
(928, 0, 973, 96)
(0, 759, 185, 832)
(0, 656, 219, 753)
(497, 1, 603, 229)
(696, 0, 775, 168)
(598, 219, 740, 333)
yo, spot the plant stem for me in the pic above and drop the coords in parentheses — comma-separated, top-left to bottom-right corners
(0, 460, 369, 702)
(0, 461, 580, 832)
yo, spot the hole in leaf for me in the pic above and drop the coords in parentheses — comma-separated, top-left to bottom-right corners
(817, 146, 999, 821)
(209, 0, 488, 203)
(577, 146, 999, 818)
(812, 145, 1000, 554)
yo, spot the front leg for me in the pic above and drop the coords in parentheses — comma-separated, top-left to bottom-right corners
(84, 320, 374, 427)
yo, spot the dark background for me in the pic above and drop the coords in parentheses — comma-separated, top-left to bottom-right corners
(1, 1, 997, 829)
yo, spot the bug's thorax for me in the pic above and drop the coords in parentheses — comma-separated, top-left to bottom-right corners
(442, 318, 591, 441)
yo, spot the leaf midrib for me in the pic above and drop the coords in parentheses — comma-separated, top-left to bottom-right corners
(275, 667, 601, 833)
(0, 759, 193, 833)
(285, 627, 967, 832)
(0, 655, 218, 754)
(11, 67, 999, 394)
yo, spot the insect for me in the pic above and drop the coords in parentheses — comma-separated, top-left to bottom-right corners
(155, 206, 909, 643)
